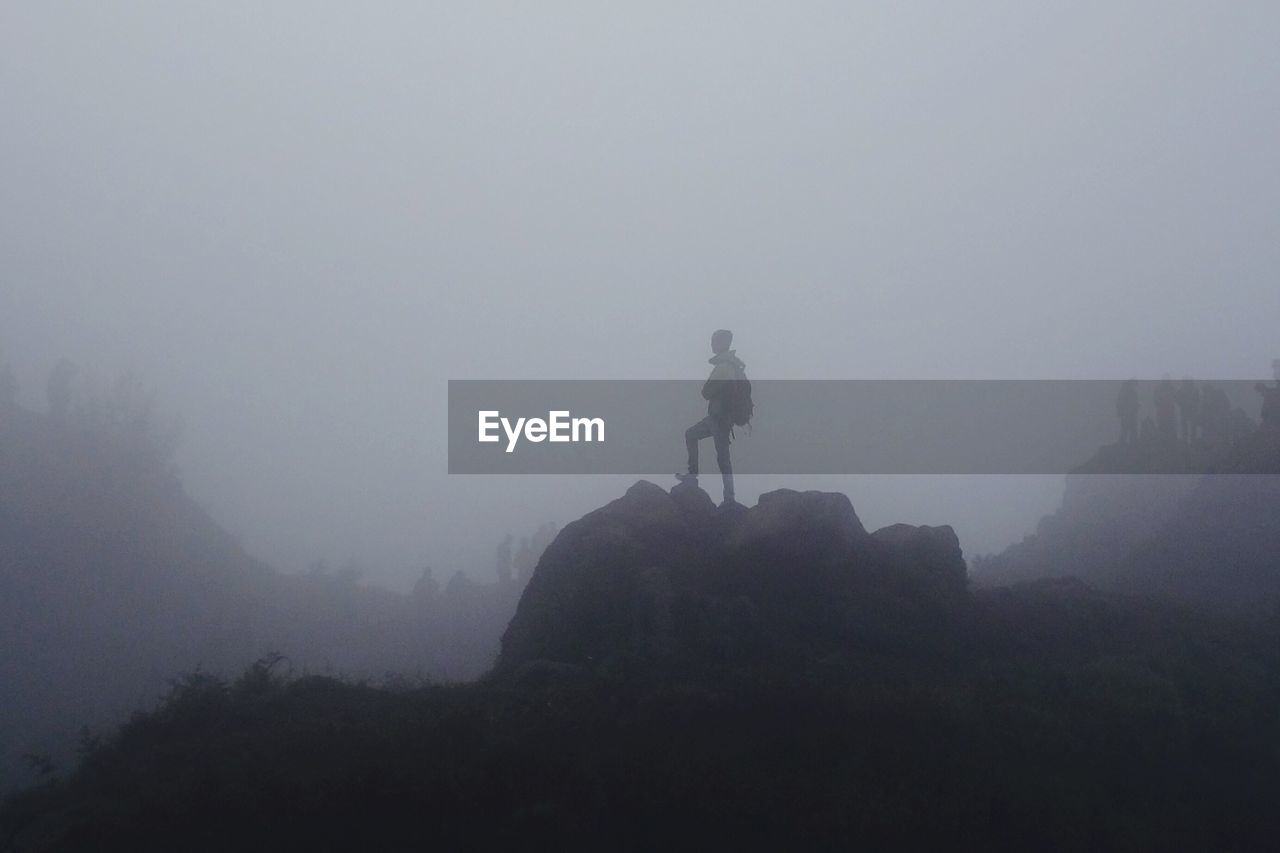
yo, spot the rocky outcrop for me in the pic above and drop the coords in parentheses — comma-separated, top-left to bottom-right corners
(496, 481, 967, 676)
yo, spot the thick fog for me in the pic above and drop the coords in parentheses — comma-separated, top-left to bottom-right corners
(4, 2, 1278, 588)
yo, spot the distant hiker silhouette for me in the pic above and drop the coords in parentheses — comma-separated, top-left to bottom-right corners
(676, 329, 751, 505)
(1257, 360, 1280, 431)
(1177, 379, 1201, 442)
(1116, 380, 1139, 444)
(1154, 377, 1178, 444)
(1200, 383, 1231, 446)
(413, 566, 440, 603)
(1140, 415, 1157, 444)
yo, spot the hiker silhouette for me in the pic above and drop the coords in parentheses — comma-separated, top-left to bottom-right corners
(1116, 380, 1140, 444)
(1200, 383, 1231, 447)
(1154, 377, 1178, 444)
(1257, 360, 1280, 431)
(413, 566, 439, 603)
(1177, 379, 1201, 442)
(676, 329, 747, 505)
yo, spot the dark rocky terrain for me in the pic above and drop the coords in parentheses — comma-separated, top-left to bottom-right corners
(499, 480, 967, 679)
(5, 477, 1279, 851)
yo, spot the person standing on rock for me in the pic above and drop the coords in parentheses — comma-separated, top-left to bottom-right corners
(676, 329, 751, 505)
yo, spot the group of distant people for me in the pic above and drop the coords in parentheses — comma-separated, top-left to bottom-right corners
(1116, 361, 1280, 448)
(1116, 377, 1229, 445)
(412, 522, 558, 605)
(495, 522, 558, 586)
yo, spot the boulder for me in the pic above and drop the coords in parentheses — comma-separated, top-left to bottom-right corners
(871, 523, 966, 595)
(497, 481, 711, 672)
(496, 481, 970, 676)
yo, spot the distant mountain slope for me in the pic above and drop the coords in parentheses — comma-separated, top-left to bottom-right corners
(1118, 429, 1280, 607)
(976, 428, 1280, 609)
(0, 402, 516, 791)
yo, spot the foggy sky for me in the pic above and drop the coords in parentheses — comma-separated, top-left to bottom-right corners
(3, 2, 1278, 588)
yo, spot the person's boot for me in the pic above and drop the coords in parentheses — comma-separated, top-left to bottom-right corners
(675, 472, 698, 486)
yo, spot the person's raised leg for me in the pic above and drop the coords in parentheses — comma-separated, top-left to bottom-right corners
(679, 417, 715, 482)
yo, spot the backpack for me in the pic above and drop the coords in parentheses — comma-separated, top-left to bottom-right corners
(725, 365, 754, 428)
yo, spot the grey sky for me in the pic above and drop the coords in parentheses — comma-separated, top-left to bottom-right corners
(3, 2, 1277, 587)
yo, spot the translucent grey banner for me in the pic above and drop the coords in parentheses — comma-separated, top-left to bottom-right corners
(448, 380, 1273, 474)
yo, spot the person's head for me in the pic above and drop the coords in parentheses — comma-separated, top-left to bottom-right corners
(711, 329, 733, 354)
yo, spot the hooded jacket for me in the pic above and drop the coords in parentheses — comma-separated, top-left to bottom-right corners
(701, 350, 746, 420)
